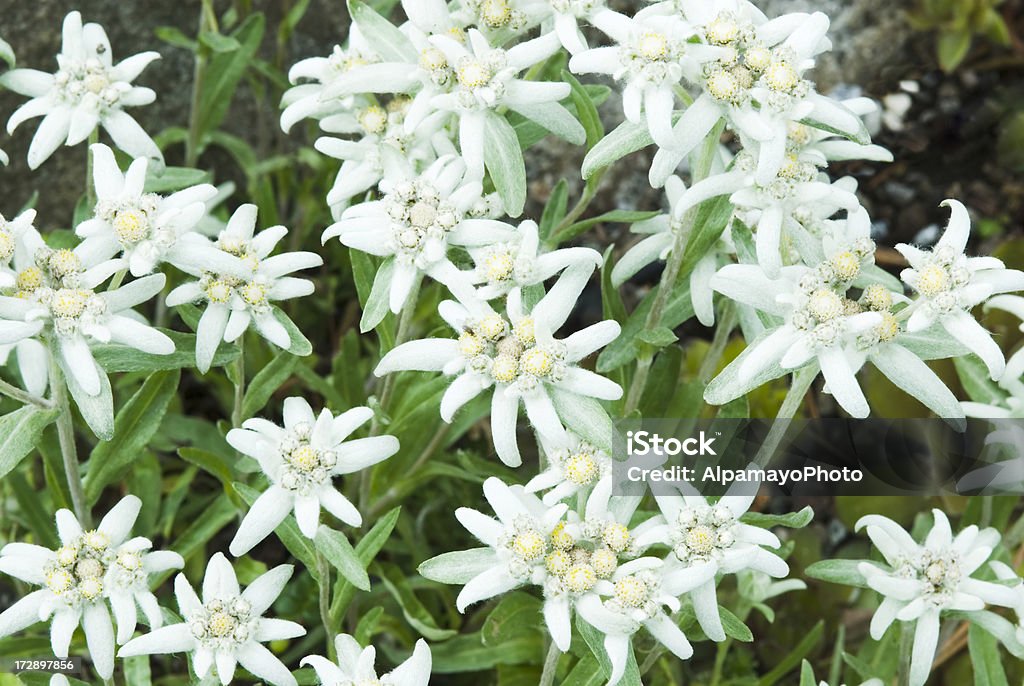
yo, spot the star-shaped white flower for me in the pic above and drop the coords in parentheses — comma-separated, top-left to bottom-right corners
(302, 634, 431, 686)
(0, 496, 183, 679)
(856, 510, 1017, 686)
(374, 270, 622, 466)
(119, 552, 305, 686)
(165, 203, 322, 372)
(226, 396, 399, 554)
(525, 432, 612, 505)
(897, 200, 1024, 380)
(1, 11, 162, 169)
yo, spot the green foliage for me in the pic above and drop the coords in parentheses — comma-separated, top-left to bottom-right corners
(907, 0, 1011, 71)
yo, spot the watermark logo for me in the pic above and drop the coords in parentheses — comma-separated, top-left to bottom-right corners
(625, 430, 718, 456)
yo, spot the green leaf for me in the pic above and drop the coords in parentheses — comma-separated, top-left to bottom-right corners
(484, 111, 527, 217)
(178, 447, 234, 486)
(636, 326, 678, 348)
(564, 69, 603, 148)
(419, 547, 497, 584)
(241, 354, 299, 420)
(581, 119, 652, 180)
(0, 406, 59, 480)
(938, 28, 972, 71)
(83, 369, 180, 503)
(482, 592, 543, 646)
(199, 31, 241, 53)
(741, 506, 815, 529)
(969, 623, 1008, 686)
(154, 494, 235, 586)
(60, 355, 114, 440)
(678, 195, 733, 276)
(347, 0, 416, 62)
(955, 354, 1005, 404)
(597, 279, 694, 372)
(757, 621, 824, 686)
(329, 507, 402, 622)
(376, 561, 457, 640)
(703, 329, 793, 406)
(272, 306, 314, 356)
(317, 526, 371, 591)
(350, 249, 377, 307)
(538, 179, 568, 242)
(155, 26, 197, 51)
(841, 652, 875, 680)
(235, 482, 320, 578)
(804, 559, 876, 589)
(576, 614, 641, 686)
(550, 387, 612, 452)
(92, 329, 239, 372)
(197, 13, 265, 145)
(799, 660, 816, 686)
(952, 610, 1024, 659)
(143, 166, 211, 193)
(361, 257, 395, 333)
(429, 632, 542, 673)
(720, 606, 753, 642)
(0, 37, 15, 68)
(552, 209, 660, 244)
(122, 654, 152, 686)
(562, 654, 605, 686)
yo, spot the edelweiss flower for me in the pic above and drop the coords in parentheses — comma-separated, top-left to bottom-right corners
(0, 269, 173, 397)
(75, 144, 235, 277)
(466, 219, 602, 299)
(428, 29, 580, 180)
(302, 634, 431, 686)
(323, 155, 513, 312)
(897, 200, 1024, 379)
(576, 557, 712, 686)
(0, 210, 52, 395)
(611, 176, 728, 325)
(279, 25, 379, 133)
(1, 11, 161, 169)
(856, 510, 1017, 686)
(374, 270, 622, 466)
(165, 204, 322, 372)
(452, 477, 568, 610)
(0, 496, 183, 679)
(570, 9, 723, 150)
(119, 553, 305, 686)
(637, 479, 789, 641)
(989, 561, 1024, 644)
(522, 0, 611, 55)
(227, 396, 399, 553)
(525, 432, 612, 505)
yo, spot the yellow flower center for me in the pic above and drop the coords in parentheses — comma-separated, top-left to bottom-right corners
(477, 314, 507, 340)
(49, 249, 81, 279)
(511, 531, 547, 561)
(564, 451, 598, 485)
(808, 289, 843, 321)
(707, 69, 740, 102)
(16, 267, 43, 292)
(75, 558, 104, 580)
(51, 289, 90, 319)
(916, 265, 949, 297)
(491, 354, 519, 383)
(601, 523, 631, 552)
(84, 72, 109, 94)
(83, 530, 109, 550)
(117, 552, 141, 571)
(830, 251, 861, 281)
(484, 251, 515, 282)
(206, 280, 234, 303)
(408, 202, 438, 229)
(550, 522, 574, 550)
(56, 546, 78, 566)
(0, 230, 14, 261)
(208, 611, 237, 637)
(358, 106, 388, 135)
(638, 32, 669, 61)
(47, 569, 74, 595)
(706, 17, 739, 45)
(520, 348, 552, 377)
(862, 284, 893, 311)
(546, 550, 571, 576)
(764, 60, 799, 92)
(459, 331, 484, 357)
(788, 122, 811, 146)
(564, 564, 597, 593)
(614, 577, 648, 607)
(289, 445, 320, 472)
(591, 548, 618, 578)
(480, 0, 512, 27)
(113, 209, 149, 243)
(876, 311, 899, 342)
(240, 282, 267, 307)
(419, 48, 448, 72)
(79, 577, 103, 600)
(745, 47, 771, 72)
(458, 60, 491, 89)
(686, 525, 716, 556)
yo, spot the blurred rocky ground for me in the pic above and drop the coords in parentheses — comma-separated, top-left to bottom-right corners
(1, 0, 1022, 252)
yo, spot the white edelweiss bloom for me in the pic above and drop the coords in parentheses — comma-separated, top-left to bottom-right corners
(576, 556, 714, 686)
(74, 144, 236, 277)
(280, 26, 380, 133)
(611, 176, 731, 325)
(1, 11, 162, 169)
(453, 477, 568, 611)
(0, 268, 173, 397)
(314, 96, 454, 214)
(467, 219, 602, 299)
(0, 36, 11, 165)
(165, 204, 322, 373)
(323, 154, 512, 312)
(897, 200, 1024, 380)
(301, 634, 431, 686)
(569, 8, 725, 151)
(119, 553, 304, 686)
(636, 477, 789, 642)
(0, 496, 183, 679)
(428, 29, 581, 180)
(989, 561, 1024, 645)
(855, 510, 1018, 686)
(710, 263, 882, 417)
(525, 431, 612, 505)
(226, 396, 399, 554)
(375, 269, 622, 466)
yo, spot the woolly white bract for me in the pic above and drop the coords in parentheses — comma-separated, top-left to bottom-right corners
(302, 634, 432, 686)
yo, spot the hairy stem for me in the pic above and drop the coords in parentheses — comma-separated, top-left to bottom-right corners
(538, 640, 561, 686)
(231, 336, 245, 428)
(752, 365, 817, 468)
(898, 623, 914, 686)
(698, 302, 737, 384)
(0, 378, 53, 409)
(316, 551, 337, 661)
(50, 357, 90, 527)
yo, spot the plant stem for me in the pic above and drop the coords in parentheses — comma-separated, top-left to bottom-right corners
(698, 302, 736, 384)
(709, 637, 732, 686)
(0, 378, 53, 409)
(752, 365, 816, 468)
(316, 551, 337, 661)
(231, 336, 245, 428)
(367, 422, 449, 519)
(49, 357, 90, 527)
(538, 640, 561, 686)
(185, 0, 216, 168)
(85, 129, 99, 209)
(107, 269, 127, 291)
(547, 170, 604, 246)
